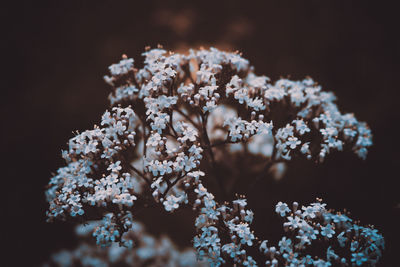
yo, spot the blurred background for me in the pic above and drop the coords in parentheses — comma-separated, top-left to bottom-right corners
(3, 0, 399, 265)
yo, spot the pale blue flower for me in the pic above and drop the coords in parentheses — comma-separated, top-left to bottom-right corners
(351, 252, 368, 266)
(275, 202, 290, 217)
(321, 224, 335, 238)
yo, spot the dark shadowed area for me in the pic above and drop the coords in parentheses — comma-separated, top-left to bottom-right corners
(3, 1, 399, 266)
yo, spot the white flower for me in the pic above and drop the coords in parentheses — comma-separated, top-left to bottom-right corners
(302, 205, 316, 218)
(285, 216, 302, 229)
(276, 202, 290, 217)
(264, 86, 286, 101)
(277, 124, 294, 139)
(257, 121, 273, 135)
(321, 224, 335, 238)
(101, 111, 114, 126)
(108, 58, 134, 76)
(234, 88, 249, 104)
(107, 161, 122, 172)
(300, 142, 310, 154)
(294, 119, 310, 135)
(289, 87, 306, 106)
(147, 132, 162, 147)
(286, 136, 301, 149)
(151, 113, 169, 133)
(163, 194, 184, 212)
(114, 121, 126, 135)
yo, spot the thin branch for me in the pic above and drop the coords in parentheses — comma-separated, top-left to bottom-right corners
(127, 164, 151, 187)
(175, 109, 201, 131)
(209, 139, 238, 148)
(182, 62, 195, 84)
(161, 172, 184, 200)
(246, 145, 280, 195)
(168, 110, 178, 137)
(139, 115, 149, 172)
(200, 113, 227, 199)
(169, 172, 184, 189)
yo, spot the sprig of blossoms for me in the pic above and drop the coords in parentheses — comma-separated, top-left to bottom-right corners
(44, 220, 208, 267)
(258, 200, 385, 266)
(46, 47, 381, 266)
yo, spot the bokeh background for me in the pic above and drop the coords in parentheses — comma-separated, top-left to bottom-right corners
(4, 1, 399, 266)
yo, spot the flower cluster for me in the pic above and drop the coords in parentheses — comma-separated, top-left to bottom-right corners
(46, 47, 381, 266)
(43, 220, 208, 267)
(46, 107, 143, 221)
(262, 200, 385, 266)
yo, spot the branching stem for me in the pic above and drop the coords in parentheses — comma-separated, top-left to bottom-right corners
(200, 113, 227, 199)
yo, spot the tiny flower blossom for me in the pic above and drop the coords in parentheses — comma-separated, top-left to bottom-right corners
(286, 136, 301, 149)
(163, 194, 184, 212)
(107, 161, 122, 172)
(321, 224, 335, 238)
(276, 202, 290, 217)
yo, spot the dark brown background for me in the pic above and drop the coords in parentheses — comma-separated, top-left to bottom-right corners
(3, 0, 399, 265)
